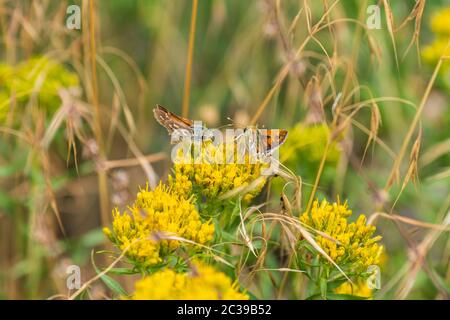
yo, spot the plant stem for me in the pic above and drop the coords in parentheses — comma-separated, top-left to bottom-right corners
(88, 0, 109, 226)
(182, 0, 199, 118)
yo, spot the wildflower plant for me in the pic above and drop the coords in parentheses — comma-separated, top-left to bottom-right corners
(169, 140, 269, 220)
(100, 118, 383, 300)
(298, 199, 383, 298)
(103, 183, 214, 270)
(0, 56, 79, 122)
(334, 280, 373, 299)
(279, 123, 341, 191)
(102, 130, 277, 299)
(422, 8, 450, 76)
(130, 262, 249, 300)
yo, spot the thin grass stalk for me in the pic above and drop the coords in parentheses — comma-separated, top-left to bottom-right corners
(385, 48, 446, 190)
(87, 0, 109, 226)
(182, 0, 198, 118)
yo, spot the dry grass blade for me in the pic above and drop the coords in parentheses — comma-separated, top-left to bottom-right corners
(425, 168, 450, 182)
(361, 101, 381, 164)
(219, 176, 267, 201)
(369, 212, 450, 232)
(382, 0, 399, 70)
(421, 138, 450, 167)
(257, 213, 351, 283)
(239, 203, 266, 257)
(289, 218, 352, 283)
(386, 48, 445, 190)
(249, 0, 340, 125)
(116, 123, 158, 188)
(392, 128, 422, 210)
(68, 248, 130, 300)
(396, 210, 450, 299)
(103, 152, 167, 171)
(399, 0, 426, 60)
(256, 268, 306, 274)
(304, 76, 325, 124)
(182, 0, 198, 118)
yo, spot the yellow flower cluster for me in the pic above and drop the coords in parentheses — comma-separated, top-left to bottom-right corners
(0, 56, 79, 122)
(334, 281, 372, 299)
(300, 199, 382, 272)
(170, 141, 268, 202)
(103, 183, 214, 268)
(281, 123, 340, 165)
(422, 8, 450, 71)
(130, 262, 249, 300)
(430, 8, 450, 35)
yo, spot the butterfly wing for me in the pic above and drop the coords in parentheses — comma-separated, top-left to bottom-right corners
(153, 105, 194, 133)
(153, 105, 195, 144)
(259, 129, 288, 154)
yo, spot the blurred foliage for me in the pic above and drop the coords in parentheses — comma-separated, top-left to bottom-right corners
(0, 57, 79, 122)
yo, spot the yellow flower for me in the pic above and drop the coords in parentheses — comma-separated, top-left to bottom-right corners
(104, 183, 214, 268)
(0, 56, 79, 119)
(422, 8, 450, 72)
(299, 199, 383, 272)
(334, 280, 372, 299)
(422, 38, 450, 65)
(430, 8, 450, 36)
(170, 141, 268, 202)
(130, 262, 249, 300)
(281, 123, 340, 165)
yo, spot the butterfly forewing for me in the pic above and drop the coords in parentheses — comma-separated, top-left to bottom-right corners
(153, 105, 195, 143)
(153, 105, 194, 134)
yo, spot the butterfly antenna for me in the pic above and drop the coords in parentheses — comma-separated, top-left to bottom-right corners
(216, 123, 235, 130)
(227, 116, 249, 129)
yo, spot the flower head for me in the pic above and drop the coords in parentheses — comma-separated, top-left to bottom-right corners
(170, 141, 268, 202)
(334, 280, 372, 299)
(0, 56, 79, 122)
(430, 8, 450, 35)
(103, 183, 214, 268)
(300, 199, 383, 273)
(421, 8, 450, 72)
(281, 123, 340, 165)
(130, 262, 249, 300)
(422, 38, 450, 66)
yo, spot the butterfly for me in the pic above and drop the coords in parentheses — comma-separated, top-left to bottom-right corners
(153, 104, 288, 155)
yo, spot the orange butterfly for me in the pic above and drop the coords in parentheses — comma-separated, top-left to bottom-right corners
(153, 105, 288, 155)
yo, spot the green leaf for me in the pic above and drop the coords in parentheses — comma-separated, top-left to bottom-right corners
(98, 272, 129, 297)
(430, 268, 450, 294)
(320, 278, 328, 299)
(246, 290, 259, 300)
(327, 278, 350, 290)
(0, 164, 19, 178)
(91, 253, 128, 297)
(325, 293, 369, 300)
(306, 293, 368, 300)
(0, 190, 15, 212)
(106, 267, 139, 275)
(79, 229, 106, 247)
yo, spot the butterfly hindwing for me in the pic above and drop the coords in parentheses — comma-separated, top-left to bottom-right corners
(258, 129, 288, 154)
